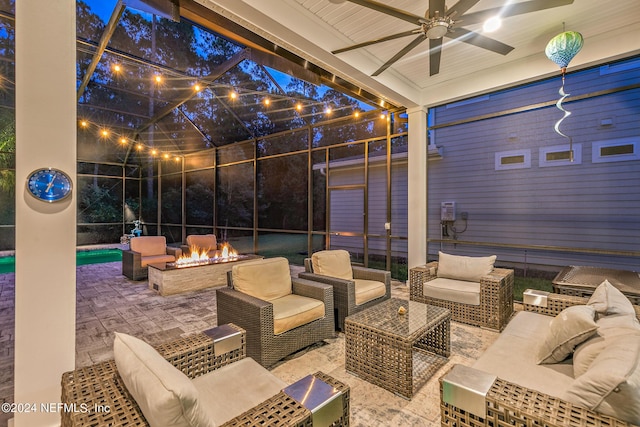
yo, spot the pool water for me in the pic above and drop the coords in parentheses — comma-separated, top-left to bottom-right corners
(0, 248, 122, 274)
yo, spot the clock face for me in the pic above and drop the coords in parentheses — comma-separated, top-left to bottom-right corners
(27, 168, 73, 202)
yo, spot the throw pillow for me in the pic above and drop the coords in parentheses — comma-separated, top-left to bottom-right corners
(113, 332, 216, 427)
(311, 250, 353, 280)
(437, 251, 496, 282)
(537, 305, 598, 364)
(587, 280, 635, 316)
(563, 333, 640, 425)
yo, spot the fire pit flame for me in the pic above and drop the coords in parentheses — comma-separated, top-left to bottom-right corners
(173, 242, 240, 268)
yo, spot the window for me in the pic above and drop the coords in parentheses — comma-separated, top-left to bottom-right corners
(592, 138, 639, 163)
(495, 149, 531, 170)
(539, 144, 582, 167)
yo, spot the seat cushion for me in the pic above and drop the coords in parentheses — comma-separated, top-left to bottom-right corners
(354, 279, 386, 305)
(536, 305, 598, 364)
(311, 250, 353, 280)
(232, 257, 292, 301)
(271, 294, 325, 335)
(113, 332, 215, 427)
(422, 277, 480, 306)
(186, 235, 217, 252)
(141, 254, 176, 267)
(192, 357, 287, 426)
(473, 311, 575, 397)
(130, 236, 168, 256)
(437, 251, 496, 282)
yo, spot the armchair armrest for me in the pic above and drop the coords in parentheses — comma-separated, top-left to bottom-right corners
(216, 287, 275, 347)
(292, 277, 333, 304)
(440, 364, 633, 427)
(166, 246, 182, 258)
(409, 261, 438, 299)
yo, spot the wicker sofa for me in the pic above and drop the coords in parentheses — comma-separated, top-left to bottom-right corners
(61, 324, 350, 427)
(410, 252, 514, 330)
(299, 249, 391, 331)
(440, 283, 640, 427)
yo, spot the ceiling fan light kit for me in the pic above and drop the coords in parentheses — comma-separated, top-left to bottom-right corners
(422, 16, 454, 39)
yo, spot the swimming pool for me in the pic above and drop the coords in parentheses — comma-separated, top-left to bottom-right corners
(0, 248, 123, 274)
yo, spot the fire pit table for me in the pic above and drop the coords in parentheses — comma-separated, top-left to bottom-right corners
(552, 265, 640, 305)
(148, 254, 263, 296)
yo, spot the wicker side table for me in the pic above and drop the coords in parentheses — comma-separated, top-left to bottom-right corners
(552, 265, 640, 305)
(344, 298, 450, 400)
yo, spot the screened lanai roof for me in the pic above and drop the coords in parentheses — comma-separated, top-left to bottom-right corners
(75, 0, 393, 166)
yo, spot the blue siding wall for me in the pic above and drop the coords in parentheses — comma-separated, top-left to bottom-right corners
(429, 58, 640, 271)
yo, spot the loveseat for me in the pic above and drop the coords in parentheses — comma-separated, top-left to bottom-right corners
(410, 252, 514, 330)
(122, 236, 182, 280)
(440, 281, 640, 427)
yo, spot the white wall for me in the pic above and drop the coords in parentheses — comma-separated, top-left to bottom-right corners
(14, 1, 77, 426)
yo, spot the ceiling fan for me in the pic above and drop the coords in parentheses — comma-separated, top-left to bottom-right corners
(331, 0, 574, 76)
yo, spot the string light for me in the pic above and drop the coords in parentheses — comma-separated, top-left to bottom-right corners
(193, 83, 201, 92)
(229, 90, 237, 100)
(296, 103, 303, 111)
(354, 111, 360, 118)
(263, 97, 270, 106)
(78, 119, 184, 162)
(113, 64, 122, 73)
(154, 74, 162, 84)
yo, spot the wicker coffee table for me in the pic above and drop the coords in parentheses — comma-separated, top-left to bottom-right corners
(344, 298, 450, 399)
(552, 265, 640, 305)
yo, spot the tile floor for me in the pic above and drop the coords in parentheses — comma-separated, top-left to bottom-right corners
(0, 261, 502, 427)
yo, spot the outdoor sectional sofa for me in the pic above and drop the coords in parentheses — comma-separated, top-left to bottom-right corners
(439, 281, 640, 427)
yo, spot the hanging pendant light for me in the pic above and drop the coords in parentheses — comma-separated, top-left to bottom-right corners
(545, 31, 584, 162)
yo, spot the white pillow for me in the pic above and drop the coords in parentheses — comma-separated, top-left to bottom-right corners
(587, 280, 635, 316)
(563, 333, 640, 425)
(113, 332, 216, 427)
(437, 251, 496, 282)
(537, 305, 598, 364)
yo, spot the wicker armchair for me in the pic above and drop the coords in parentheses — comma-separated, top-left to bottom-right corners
(410, 260, 514, 330)
(122, 236, 181, 280)
(439, 293, 640, 427)
(217, 257, 335, 368)
(299, 250, 391, 331)
(61, 324, 350, 427)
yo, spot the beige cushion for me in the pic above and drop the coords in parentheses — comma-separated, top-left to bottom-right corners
(130, 236, 168, 256)
(232, 257, 292, 301)
(563, 333, 640, 425)
(473, 311, 575, 397)
(354, 279, 386, 305)
(193, 357, 286, 425)
(113, 332, 215, 427)
(271, 294, 325, 335)
(588, 279, 635, 316)
(311, 250, 353, 280)
(573, 335, 607, 378)
(437, 251, 496, 282)
(186, 235, 217, 252)
(423, 277, 480, 306)
(141, 253, 177, 267)
(537, 305, 598, 364)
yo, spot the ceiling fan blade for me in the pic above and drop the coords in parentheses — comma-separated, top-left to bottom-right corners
(446, 27, 514, 55)
(429, 38, 443, 76)
(343, 0, 424, 25)
(428, 0, 446, 18)
(372, 34, 426, 76)
(459, 0, 574, 26)
(332, 29, 421, 55)
(445, 0, 480, 18)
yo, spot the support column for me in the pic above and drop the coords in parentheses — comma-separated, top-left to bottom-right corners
(407, 106, 428, 269)
(14, 1, 77, 426)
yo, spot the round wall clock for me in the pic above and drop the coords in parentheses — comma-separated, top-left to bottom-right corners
(27, 167, 73, 203)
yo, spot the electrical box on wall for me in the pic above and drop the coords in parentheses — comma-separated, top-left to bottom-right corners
(441, 201, 456, 221)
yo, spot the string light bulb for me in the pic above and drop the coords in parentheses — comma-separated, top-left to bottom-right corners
(154, 74, 162, 84)
(100, 129, 109, 137)
(120, 137, 127, 144)
(113, 64, 122, 72)
(80, 120, 89, 128)
(193, 83, 201, 92)
(229, 90, 237, 100)
(263, 98, 270, 106)
(296, 103, 303, 111)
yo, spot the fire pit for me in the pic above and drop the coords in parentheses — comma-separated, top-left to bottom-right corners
(148, 243, 262, 296)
